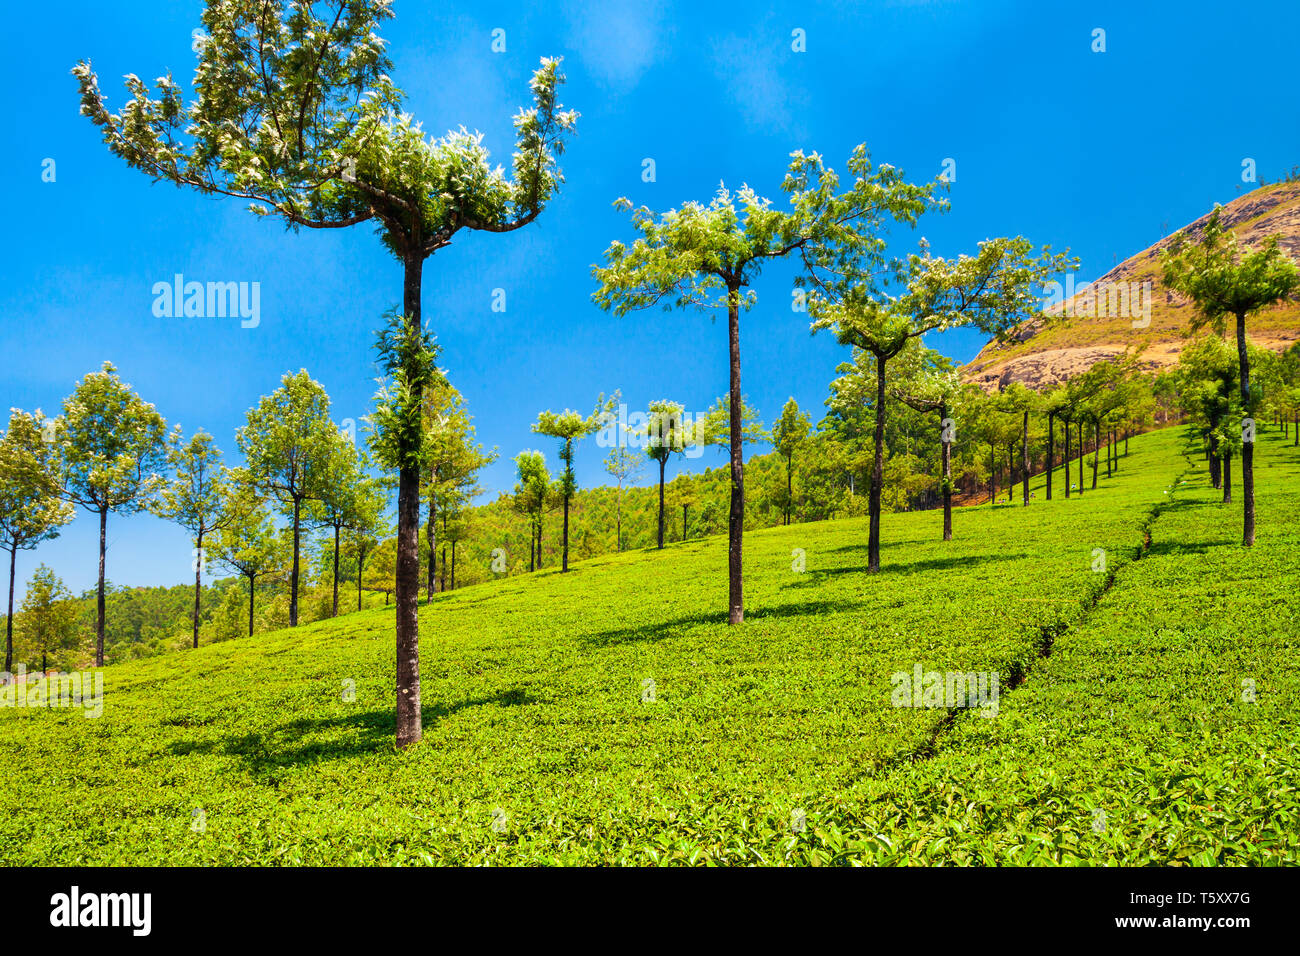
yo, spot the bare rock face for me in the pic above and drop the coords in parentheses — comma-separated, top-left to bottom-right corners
(967, 347, 1131, 390)
(963, 182, 1300, 390)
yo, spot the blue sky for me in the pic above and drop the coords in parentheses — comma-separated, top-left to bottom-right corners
(3, 0, 1299, 598)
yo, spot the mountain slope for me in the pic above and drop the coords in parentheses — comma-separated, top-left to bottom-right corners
(965, 181, 1300, 389)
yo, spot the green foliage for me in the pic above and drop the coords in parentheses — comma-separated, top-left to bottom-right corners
(5, 427, 1294, 863)
(1160, 207, 1299, 336)
(12, 565, 83, 672)
(0, 410, 73, 559)
(369, 312, 441, 473)
(158, 431, 232, 548)
(533, 396, 613, 498)
(237, 370, 342, 514)
(55, 362, 173, 516)
(423, 381, 493, 511)
(592, 146, 941, 317)
(75, 5, 576, 248)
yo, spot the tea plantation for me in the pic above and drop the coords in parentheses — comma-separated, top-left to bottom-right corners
(1, 425, 1294, 865)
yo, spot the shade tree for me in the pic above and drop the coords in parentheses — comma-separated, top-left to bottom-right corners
(602, 446, 643, 552)
(771, 398, 812, 526)
(1161, 206, 1299, 545)
(14, 565, 82, 674)
(423, 382, 494, 593)
(0, 410, 74, 673)
(643, 400, 699, 549)
(594, 146, 937, 622)
(210, 485, 281, 638)
(158, 431, 237, 647)
(888, 344, 963, 538)
(54, 362, 173, 666)
(76, 4, 577, 749)
(809, 236, 1073, 571)
(513, 450, 551, 572)
(532, 396, 614, 571)
(237, 370, 344, 628)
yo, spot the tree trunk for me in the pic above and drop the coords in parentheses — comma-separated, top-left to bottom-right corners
(394, 252, 424, 748)
(1091, 420, 1100, 490)
(1236, 311, 1255, 546)
(615, 483, 623, 552)
(451, 539, 457, 590)
(192, 527, 203, 648)
(868, 352, 887, 573)
(562, 446, 572, 572)
(248, 573, 256, 637)
(5, 545, 15, 673)
(682, 504, 689, 540)
(656, 456, 666, 549)
(561, 492, 569, 571)
(1223, 452, 1233, 504)
(726, 285, 745, 622)
(1077, 422, 1085, 495)
(427, 487, 438, 596)
(1046, 413, 1054, 501)
(529, 516, 536, 572)
(289, 498, 301, 627)
(1209, 434, 1221, 489)
(786, 454, 793, 526)
(331, 524, 340, 617)
(988, 444, 996, 505)
(941, 400, 952, 541)
(356, 545, 365, 613)
(96, 506, 107, 667)
(1063, 418, 1071, 498)
(1021, 410, 1030, 506)
(536, 514, 542, 569)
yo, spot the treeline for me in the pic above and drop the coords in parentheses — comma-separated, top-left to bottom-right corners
(6, 329, 1298, 672)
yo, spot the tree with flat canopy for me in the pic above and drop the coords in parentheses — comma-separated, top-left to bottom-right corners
(237, 370, 343, 629)
(532, 397, 613, 572)
(593, 147, 935, 623)
(642, 400, 695, 549)
(809, 236, 1073, 571)
(1161, 206, 1298, 546)
(55, 362, 173, 666)
(158, 430, 238, 647)
(75, 2, 576, 747)
(771, 397, 811, 526)
(0, 410, 74, 673)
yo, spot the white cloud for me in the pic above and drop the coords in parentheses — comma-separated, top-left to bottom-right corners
(710, 27, 808, 135)
(563, 0, 670, 91)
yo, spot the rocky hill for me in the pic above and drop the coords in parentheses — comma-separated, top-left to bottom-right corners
(964, 181, 1300, 389)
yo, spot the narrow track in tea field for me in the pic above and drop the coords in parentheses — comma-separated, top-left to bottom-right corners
(888, 456, 1197, 767)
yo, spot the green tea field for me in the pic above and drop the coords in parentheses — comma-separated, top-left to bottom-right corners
(2, 425, 1295, 865)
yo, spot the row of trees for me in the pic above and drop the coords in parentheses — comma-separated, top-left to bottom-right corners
(67, 1, 1297, 748)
